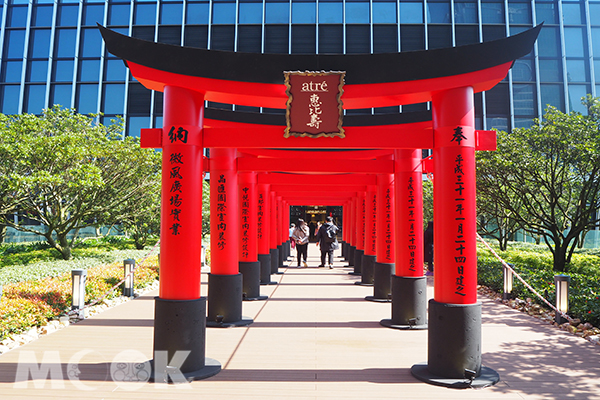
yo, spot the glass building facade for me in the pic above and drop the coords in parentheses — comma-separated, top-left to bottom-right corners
(1, 0, 599, 136)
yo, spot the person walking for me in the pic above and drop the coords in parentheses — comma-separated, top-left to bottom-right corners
(316, 216, 339, 269)
(292, 219, 310, 268)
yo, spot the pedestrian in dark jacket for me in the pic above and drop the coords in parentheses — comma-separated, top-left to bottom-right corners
(316, 216, 339, 269)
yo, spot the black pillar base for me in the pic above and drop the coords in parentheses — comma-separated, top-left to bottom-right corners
(285, 240, 291, 260)
(365, 261, 392, 302)
(152, 297, 221, 382)
(239, 261, 268, 301)
(277, 244, 285, 270)
(348, 245, 356, 268)
(270, 248, 283, 275)
(258, 253, 277, 285)
(207, 273, 253, 328)
(411, 300, 499, 389)
(341, 241, 347, 259)
(380, 275, 427, 329)
(354, 250, 371, 285)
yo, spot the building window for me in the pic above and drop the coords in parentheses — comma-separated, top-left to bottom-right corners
(373, 2, 397, 24)
(2, 61, 23, 83)
(1, 85, 21, 114)
(318, 2, 342, 24)
(102, 84, 126, 115)
(160, 2, 183, 25)
(25, 84, 47, 114)
(32, 4, 55, 27)
(481, 1, 505, 24)
(51, 84, 72, 109)
(134, 3, 157, 25)
(562, 2, 584, 25)
(80, 28, 103, 58)
(239, 2, 263, 24)
(7, 5, 28, 28)
(57, 4, 80, 26)
(346, 2, 370, 24)
(265, 2, 289, 24)
(454, 1, 478, 24)
(29, 29, 52, 58)
(400, 2, 423, 24)
(77, 84, 99, 114)
(212, 2, 236, 24)
(27, 60, 49, 83)
(54, 29, 77, 58)
(78, 59, 101, 82)
(186, 2, 210, 24)
(291, 2, 316, 24)
(84, 4, 105, 26)
(108, 4, 131, 26)
(427, 2, 451, 24)
(4, 30, 26, 59)
(104, 58, 127, 81)
(508, 1, 531, 25)
(52, 60, 74, 82)
(535, 2, 558, 25)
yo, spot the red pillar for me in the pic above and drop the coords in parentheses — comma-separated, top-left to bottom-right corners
(394, 149, 424, 277)
(376, 173, 395, 265)
(432, 87, 477, 305)
(411, 86, 489, 383)
(257, 180, 275, 284)
(364, 184, 377, 258)
(210, 148, 239, 275)
(239, 172, 258, 263)
(159, 86, 205, 300)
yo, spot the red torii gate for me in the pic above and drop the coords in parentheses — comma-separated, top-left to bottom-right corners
(101, 24, 540, 387)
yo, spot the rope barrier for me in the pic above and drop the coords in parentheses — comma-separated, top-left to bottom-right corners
(476, 233, 574, 324)
(67, 239, 161, 317)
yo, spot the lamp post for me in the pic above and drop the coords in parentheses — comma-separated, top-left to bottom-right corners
(71, 269, 87, 319)
(123, 259, 136, 297)
(503, 263, 514, 300)
(554, 274, 571, 324)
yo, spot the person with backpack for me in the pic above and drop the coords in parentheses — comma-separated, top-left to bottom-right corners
(291, 219, 310, 268)
(316, 216, 339, 269)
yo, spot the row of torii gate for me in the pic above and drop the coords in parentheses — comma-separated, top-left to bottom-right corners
(100, 24, 541, 387)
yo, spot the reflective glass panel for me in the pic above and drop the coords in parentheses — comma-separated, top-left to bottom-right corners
(346, 2, 369, 24)
(52, 59, 74, 82)
(537, 26, 560, 57)
(373, 2, 396, 23)
(102, 84, 125, 114)
(592, 28, 600, 56)
(212, 2, 235, 24)
(127, 116, 150, 137)
(58, 4, 79, 26)
(535, 2, 558, 24)
(539, 59, 562, 82)
(454, 2, 477, 23)
(78, 59, 101, 81)
(5, 30, 26, 59)
(108, 4, 130, 25)
(77, 84, 98, 114)
(239, 3, 262, 24)
(566, 59, 588, 82)
(160, 2, 183, 24)
(80, 28, 103, 57)
(564, 27, 585, 57)
(265, 2, 289, 24)
(7, 5, 28, 27)
(1, 85, 20, 114)
(2, 61, 23, 83)
(568, 84, 589, 113)
(591, 4, 600, 25)
(512, 83, 535, 115)
(26, 85, 47, 113)
(186, 3, 209, 24)
(29, 29, 51, 58)
(84, 4, 105, 25)
(512, 59, 534, 81)
(292, 2, 316, 24)
(51, 84, 72, 109)
(27, 60, 48, 82)
(427, 2, 450, 23)
(562, 3, 583, 25)
(134, 3, 157, 24)
(32, 5, 54, 26)
(105, 59, 127, 81)
(318, 2, 342, 24)
(399, 2, 423, 23)
(481, 2, 504, 23)
(54, 29, 77, 57)
(508, 2, 530, 24)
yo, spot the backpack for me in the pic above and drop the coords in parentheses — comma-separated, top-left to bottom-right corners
(324, 224, 337, 243)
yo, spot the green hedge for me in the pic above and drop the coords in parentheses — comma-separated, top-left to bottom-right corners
(477, 243, 600, 326)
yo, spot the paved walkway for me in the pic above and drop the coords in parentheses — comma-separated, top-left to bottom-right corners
(1, 243, 599, 399)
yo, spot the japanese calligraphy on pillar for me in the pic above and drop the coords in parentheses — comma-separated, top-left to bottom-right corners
(241, 187, 250, 260)
(216, 174, 227, 250)
(361, 196, 366, 246)
(167, 150, 184, 236)
(284, 71, 345, 138)
(257, 193, 264, 240)
(454, 151, 466, 296)
(407, 177, 417, 272)
(384, 188, 393, 262)
(370, 193, 377, 255)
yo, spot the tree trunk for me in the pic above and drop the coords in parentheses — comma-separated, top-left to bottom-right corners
(552, 244, 568, 272)
(0, 224, 6, 244)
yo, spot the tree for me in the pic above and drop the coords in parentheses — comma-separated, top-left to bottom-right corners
(476, 190, 525, 251)
(476, 96, 600, 271)
(0, 107, 161, 259)
(119, 179, 161, 249)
